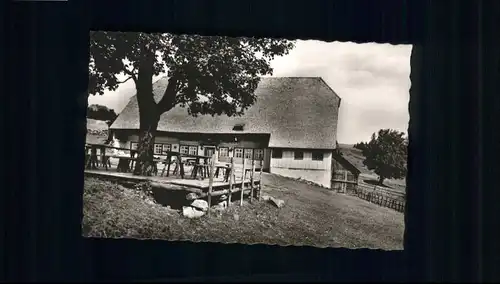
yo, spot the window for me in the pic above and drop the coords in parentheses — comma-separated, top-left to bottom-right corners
(244, 149, 253, 159)
(254, 149, 264, 160)
(154, 144, 163, 155)
(130, 142, 139, 150)
(234, 148, 243, 158)
(272, 149, 283, 159)
(162, 144, 171, 154)
(219, 147, 229, 157)
(180, 145, 189, 154)
(188, 146, 198, 156)
(294, 150, 304, 160)
(312, 150, 323, 161)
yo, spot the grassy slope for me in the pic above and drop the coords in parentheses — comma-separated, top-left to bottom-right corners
(83, 173, 404, 250)
(87, 118, 109, 131)
(338, 144, 406, 193)
(86, 118, 109, 144)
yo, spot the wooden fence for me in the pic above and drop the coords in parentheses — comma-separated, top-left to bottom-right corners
(351, 183, 406, 213)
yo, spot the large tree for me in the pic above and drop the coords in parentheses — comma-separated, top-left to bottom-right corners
(362, 129, 408, 185)
(89, 32, 294, 175)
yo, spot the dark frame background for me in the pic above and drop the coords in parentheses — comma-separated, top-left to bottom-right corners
(5, 0, 496, 282)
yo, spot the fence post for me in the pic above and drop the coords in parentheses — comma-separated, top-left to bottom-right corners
(207, 153, 216, 216)
(258, 157, 263, 201)
(228, 157, 234, 206)
(343, 171, 348, 193)
(250, 159, 255, 203)
(240, 158, 246, 206)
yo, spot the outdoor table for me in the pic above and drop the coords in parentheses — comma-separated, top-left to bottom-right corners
(161, 151, 185, 178)
(191, 164, 207, 179)
(109, 155, 136, 173)
(108, 154, 161, 174)
(187, 154, 211, 179)
(215, 164, 231, 182)
(85, 145, 100, 170)
(86, 143, 135, 171)
(185, 158, 197, 166)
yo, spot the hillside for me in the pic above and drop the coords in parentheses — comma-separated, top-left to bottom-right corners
(87, 118, 109, 131)
(86, 118, 109, 144)
(337, 144, 406, 193)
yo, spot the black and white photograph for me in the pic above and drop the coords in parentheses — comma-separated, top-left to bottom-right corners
(84, 31, 409, 250)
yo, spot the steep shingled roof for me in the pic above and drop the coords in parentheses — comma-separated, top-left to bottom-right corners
(110, 77, 341, 149)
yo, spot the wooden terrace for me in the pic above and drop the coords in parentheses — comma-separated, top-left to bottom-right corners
(84, 143, 264, 210)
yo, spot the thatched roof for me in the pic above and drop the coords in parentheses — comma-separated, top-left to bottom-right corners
(110, 77, 341, 149)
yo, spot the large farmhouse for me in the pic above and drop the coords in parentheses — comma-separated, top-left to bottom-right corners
(109, 76, 355, 188)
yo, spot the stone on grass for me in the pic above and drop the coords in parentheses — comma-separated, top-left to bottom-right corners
(190, 199, 209, 212)
(212, 201, 228, 211)
(261, 195, 271, 201)
(269, 196, 285, 208)
(186, 193, 198, 201)
(182, 206, 205, 219)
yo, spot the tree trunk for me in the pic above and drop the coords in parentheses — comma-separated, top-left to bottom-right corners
(378, 176, 385, 186)
(133, 117, 159, 176)
(131, 47, 178, 176)
(133, 49, 160, 176)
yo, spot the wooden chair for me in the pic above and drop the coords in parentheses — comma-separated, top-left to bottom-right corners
(84, 147, 92, 169)
(116, 157, 131, 172)
(161, 155, 175, 177)
(215, 164, 230, 180)
(99, 146, 111, 170)
(202, 157, 211, 178)
(171, 156, 185, 179)
(129, 150, 137, 170)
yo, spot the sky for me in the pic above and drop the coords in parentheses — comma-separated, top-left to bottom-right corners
(88, 40, 411, 144)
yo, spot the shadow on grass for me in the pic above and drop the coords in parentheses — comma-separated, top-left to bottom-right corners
(151, 188, 189, 210)
(151, 187, 247, 210)
(362, 179, 392, 189)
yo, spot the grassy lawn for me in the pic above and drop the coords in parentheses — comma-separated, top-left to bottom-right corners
(87, 118, 109, 131)
(83, 173, 404, 250)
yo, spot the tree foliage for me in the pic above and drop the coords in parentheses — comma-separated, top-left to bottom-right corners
(89, 32, 295, 117)
(89, 32, 295, 175)
(353, 141, 368, 152)
(87, 104, 118, 122)
(361, 129, 408, 184)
